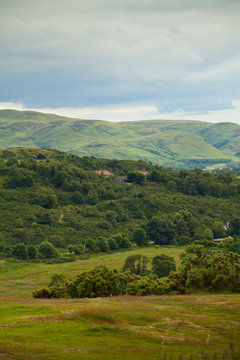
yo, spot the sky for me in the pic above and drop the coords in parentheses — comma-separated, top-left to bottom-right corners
(0, 0, 240, 122)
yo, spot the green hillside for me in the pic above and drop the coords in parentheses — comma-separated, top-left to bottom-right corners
(1, 148, 240, 359)
(1, 147, 240, 260)
(0, 110, 240, 168)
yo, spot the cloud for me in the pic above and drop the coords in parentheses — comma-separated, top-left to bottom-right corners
(0, 0, 239, 116)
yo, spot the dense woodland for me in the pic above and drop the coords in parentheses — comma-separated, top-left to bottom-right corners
(1, 148, 240, 261)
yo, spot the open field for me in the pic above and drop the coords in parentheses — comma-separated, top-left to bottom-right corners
(1, 247, 240, 359)
(0, 295, 239, 359)
(0, 246, 185, 298)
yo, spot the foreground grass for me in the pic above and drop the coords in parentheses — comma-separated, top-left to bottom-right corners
(0, 247, 239, 359)
(0, 246, 184, 298)
(0, 294, 239, 359)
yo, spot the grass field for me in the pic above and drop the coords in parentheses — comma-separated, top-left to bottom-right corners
(0, 295, 239, 359)
(0, 246, 184, 298)
(1, 246, 240, 360)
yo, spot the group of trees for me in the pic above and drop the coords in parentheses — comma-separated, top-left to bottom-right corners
(33, 245, 240, 299)
(122, 253, 176, 278)
(12, 241, 57, 260)
(1, 149, 240, 260)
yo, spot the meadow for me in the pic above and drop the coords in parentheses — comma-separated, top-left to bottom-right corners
(0, 247, 240, 359)
(0, 246, 184, 298)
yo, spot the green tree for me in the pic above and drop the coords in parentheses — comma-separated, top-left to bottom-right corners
(127, 171, 146, 185)
(212, 221, 226, 239)
(12, 243, 27, 260)
(70, 191, 83, 204)
(38, 241, 56, 258)
(112, 233, 131, 249)
(229, 217, 240, 236)
(146, 217, 174, 245)
(122, 254, 149, 276)
(96, 236, 109, 252)
(85, 238, 99, 252)
(108, 237, 119, 250)
(152, 254, 176, 278)
(132, 228, 148, 246)
(204, 228, 213, 241)
(167, 180, 177, 192)
(27, 245, 37, 259)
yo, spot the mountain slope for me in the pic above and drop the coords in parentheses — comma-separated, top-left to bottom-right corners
(0, 109, 239, 168)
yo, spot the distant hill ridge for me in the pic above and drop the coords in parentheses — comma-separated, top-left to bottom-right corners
(0, 109, 240, 169)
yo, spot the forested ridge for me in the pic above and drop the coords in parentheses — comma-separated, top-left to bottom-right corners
(1, 147, 240, 260)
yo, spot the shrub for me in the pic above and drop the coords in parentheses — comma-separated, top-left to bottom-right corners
(12, 243, 27, 260)
(38, 241, 57, 258)
(152, 254, 176, 278)
(27, 245, 37, 259)
(49, 274, 65, 287)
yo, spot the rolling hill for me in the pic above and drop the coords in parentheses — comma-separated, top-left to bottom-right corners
(1, 109, 240, 168)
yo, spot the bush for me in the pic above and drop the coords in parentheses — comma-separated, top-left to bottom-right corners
(49, 274, 65, 287)
(38, 241, 57, 258)
(12, 243, 27, 260)
(96, 236, 109, 252)
(152, 254, 176, 278)
(85, 238, 99, 252)
(68, 266, 135, 298)
(112, 233, 131, 249)
(27, 245, 37, 259)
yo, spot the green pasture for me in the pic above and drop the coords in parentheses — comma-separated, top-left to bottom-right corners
(0, 247, 240, 359)
(0, 246, 184, 298)
(0, 294, 239, 359)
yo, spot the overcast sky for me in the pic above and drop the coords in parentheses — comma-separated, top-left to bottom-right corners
(0, 0, 240, 122)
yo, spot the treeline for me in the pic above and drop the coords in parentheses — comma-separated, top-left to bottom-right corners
(33, 245, 240, 298)
(1, 148, 240, 198)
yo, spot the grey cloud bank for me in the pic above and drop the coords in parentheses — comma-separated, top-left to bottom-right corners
(0, 0, 240, 122)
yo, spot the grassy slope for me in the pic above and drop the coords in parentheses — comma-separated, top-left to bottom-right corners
(0, 295, 239, 359)
(0, 246, 184, 298)
(0, 248, 240, 359)
(1, 110, 239, 167)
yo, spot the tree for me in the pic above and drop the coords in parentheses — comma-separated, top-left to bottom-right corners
(96, 236, 109, 252)
(152, 254, 176, 278)
(122, 254, 149, 276)
(127, 171, 146, 185)
(167, 180, 177, 192)
(27, 245, 37, 259)
(70, 191, 83, 204)
(132, 228, 148, 246)
(212, 221, 226, 239)
(112, 233, 131, 249)
(146, 217, 174, 245)
(108, 237, 119, 250)
(38, 241, 56, 258)
(229, 217, 240, 236)
(85, 238, 99, 252)
(204, 228, 213, 241)
(12, 243, 27, 260)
